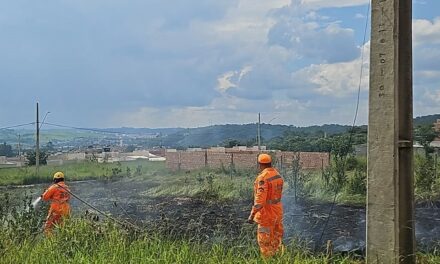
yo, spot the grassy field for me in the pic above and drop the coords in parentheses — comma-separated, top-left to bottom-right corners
(0, 160, 166, 186)
(1, 217, 438, 264)
(0, 159, 381, 206)
(1, 162, 440, 263)
(145, 167, 255, 201)
(299, 170, 366, 206)
(0, 217, 360, 264)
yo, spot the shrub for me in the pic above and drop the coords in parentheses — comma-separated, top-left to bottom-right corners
(346, 168, 367, 195)
(415, 154, 438, 200)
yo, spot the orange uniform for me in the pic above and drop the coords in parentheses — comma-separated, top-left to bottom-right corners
(41, 182, 71, 234)
(250, 167, 284, 257)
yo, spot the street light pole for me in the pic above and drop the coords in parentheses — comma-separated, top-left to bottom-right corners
(17, 134, 21, 161)
(40, 111, 51, 129)
(36, 102, 40, 177)
(267, 117, 277, 124)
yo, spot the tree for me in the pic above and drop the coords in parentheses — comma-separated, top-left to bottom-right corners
(0, 142, 14, 157)
(321, 136, 353, 192)
(414, 125, 438, 157)
(331, 136, 352, 190)
(125, 145, 136, 152)
(267, 128, 367, 153)
(284, 152, 301, 201)
(43, 141, 55, 153)
(223, 139, 242, 148)
(25, 150, 49, 166)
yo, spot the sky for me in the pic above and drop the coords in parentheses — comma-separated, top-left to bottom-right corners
(0, 0, 439, 128)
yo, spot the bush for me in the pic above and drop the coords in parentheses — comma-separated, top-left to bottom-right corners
(345, 156, 358, 171)
(415, 155, 439, 200)
(0, 192, 48, 245)
(346, 168, 367, 195)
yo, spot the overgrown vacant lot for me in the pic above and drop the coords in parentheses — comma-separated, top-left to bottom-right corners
(1, 161, 440, 263)
(0, 160, 163, 186)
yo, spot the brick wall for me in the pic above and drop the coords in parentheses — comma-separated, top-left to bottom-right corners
(179, 151, 206, 171)
(278, 151, 330, 170)
(232, 153, 259, 169)
(165, 151, 180, 171)
(166, 150, 330, 171)
(207, 152, 232, 169)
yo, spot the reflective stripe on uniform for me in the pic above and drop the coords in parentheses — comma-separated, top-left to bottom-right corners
(258, 227, 271, 234)
(267, 198, 281, 204)
(267, 175, 282, 182)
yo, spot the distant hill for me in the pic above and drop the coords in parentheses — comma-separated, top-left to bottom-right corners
(1, 114, 438, 149)
(99, 127, 185, 135)
(414, 114, 440, 126)
(168, 123, 354, 147)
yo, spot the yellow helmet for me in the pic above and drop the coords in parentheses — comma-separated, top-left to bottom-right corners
(53, 171, 65, 180)
(258, 153, 272, 164)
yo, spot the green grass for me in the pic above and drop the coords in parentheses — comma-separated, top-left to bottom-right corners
(144, 168, 255, 201)
(1, 218, 438, 264)
(290, 170, 366, 206)
(0, 160, 166, 186)
(1, 163, 440, 263)
(0, 218, 364, 264)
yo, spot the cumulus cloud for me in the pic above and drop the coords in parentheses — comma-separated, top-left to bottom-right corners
(297, 42, 370, 97)
(413, 18, 440, 46)
(301, 0, 369, 9)
(110, 2, 440, 128)
(424, 90, 440, 104)
(268, 20, 358, 63)
(1, 0, 439, 128)
(268, 0, 360, 62)
(152, 0, 371, 126)
(355, 13, 366, 19)
(214, 0, 364, 103)
(112, 94, 315, 128)
(216, 66, 253, 92)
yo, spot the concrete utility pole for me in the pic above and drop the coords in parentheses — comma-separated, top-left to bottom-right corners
(257, 112, 261, 151)
(36, 102, 40, 177)
(17, 134, 21, 160)
(367, 0, 415, 263)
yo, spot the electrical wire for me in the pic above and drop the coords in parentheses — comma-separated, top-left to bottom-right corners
(315, 1, 371, 251)
(0, 122, 35, 130)
(42, 122, 128, 134)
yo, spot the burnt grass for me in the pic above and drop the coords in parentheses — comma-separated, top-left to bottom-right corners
(61, 178, 256, 242)
(4, 178, 440, 254)
(140, 196, 252, 241)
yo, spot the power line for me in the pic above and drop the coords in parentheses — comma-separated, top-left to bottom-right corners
(0, 122, 35, 130)
(351, 0, 371, 129)
(42, 122, 129, 135)
(316, 0, 371, 251)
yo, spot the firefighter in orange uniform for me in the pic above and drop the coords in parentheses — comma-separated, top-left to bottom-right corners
(41, 171, 71, 235)
(248, 153, 284, 257)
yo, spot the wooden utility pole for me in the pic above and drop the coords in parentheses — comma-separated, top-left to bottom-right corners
(367, 0, 415, 263)
(36, 102, 40, 177)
